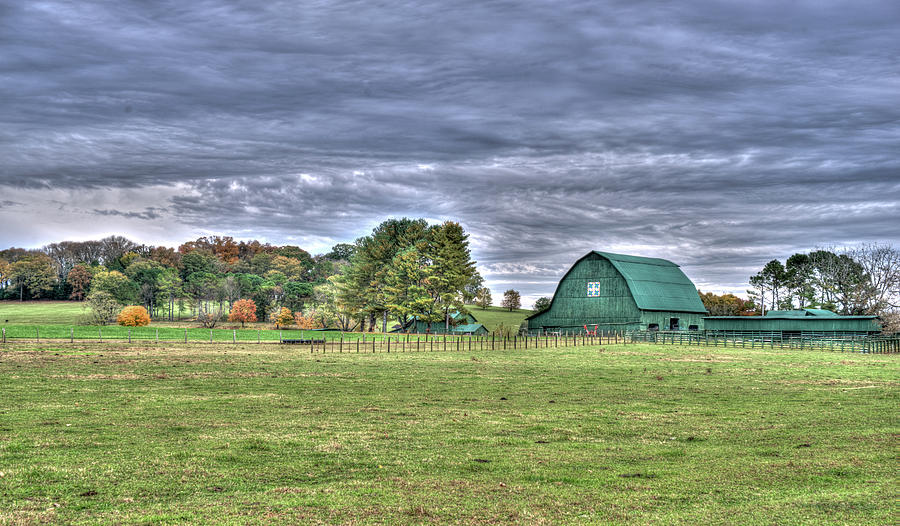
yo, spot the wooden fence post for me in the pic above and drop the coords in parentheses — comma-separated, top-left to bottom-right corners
(70, 328, 74, 343)
(184, 329, 187, 343)
(2, 327, 5, 344)
(128, 328, 132, 343)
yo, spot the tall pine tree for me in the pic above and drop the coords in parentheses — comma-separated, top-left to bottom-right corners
(424, 221, 476, 331)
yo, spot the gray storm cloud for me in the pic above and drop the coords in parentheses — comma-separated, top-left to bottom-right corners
(1, 0, 898, 303)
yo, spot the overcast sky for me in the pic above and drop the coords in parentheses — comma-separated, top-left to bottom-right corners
(2, 0, 898, 305)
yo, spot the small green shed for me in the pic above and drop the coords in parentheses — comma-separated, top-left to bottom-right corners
(450, 323, 489, 335)
(405, 311, 486, 334)
(527, 251, 708, 333)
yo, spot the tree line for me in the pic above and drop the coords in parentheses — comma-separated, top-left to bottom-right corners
(0, 219, 494, 331)
(746, 244, 899, 318)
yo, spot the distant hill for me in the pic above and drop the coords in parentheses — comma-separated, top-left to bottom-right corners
(464, 305, 532, 332)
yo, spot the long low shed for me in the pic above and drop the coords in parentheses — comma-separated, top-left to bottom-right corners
(704, 311, 881, 336)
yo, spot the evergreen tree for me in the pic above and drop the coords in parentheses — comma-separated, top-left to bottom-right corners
(424, 221, 476, 330)
(339, 218, 430, 332)
(384, 247, 433, 328)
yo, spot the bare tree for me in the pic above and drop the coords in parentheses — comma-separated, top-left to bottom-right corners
(99, 236, 137, 267)
(222, 275, 242, 307)
(846, 243, 900, 314)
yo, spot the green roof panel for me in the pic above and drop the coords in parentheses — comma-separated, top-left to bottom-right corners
(803, 309, 838, 317)
(765, 309, 840, 317)
(451, 323, 486, 334)
(594, 251, 707, 314)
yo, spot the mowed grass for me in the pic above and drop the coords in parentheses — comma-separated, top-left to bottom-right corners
(465, 304, 533, 331)
(0, 343, 896, 524)
(0, 301, 89, 325)
(0, 301, 195, 327)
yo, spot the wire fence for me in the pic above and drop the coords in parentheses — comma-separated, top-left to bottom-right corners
(629, 330, 900, 354)
(0, 326, 631, 351)
(1, 326, 897, 354)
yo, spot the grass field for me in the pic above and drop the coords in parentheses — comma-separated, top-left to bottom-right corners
(0, 342, 896, 524)
(0, 301, 195, 327)
(465, 304, 533, 331)
(0, 301, 90, 325)
(0, 301, 533, 334)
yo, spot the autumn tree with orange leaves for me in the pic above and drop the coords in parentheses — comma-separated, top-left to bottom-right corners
(117, 305, 151, 326)
(228, 298, 258, 327)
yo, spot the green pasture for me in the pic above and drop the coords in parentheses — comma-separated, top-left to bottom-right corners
(0, 341, 895, 524)
(0, 301, 196, 326)
(0, 301, 532, 334)
(0, 301, 89, 325)
(465, 304, 532, 331)
(0, 324, 491, 344)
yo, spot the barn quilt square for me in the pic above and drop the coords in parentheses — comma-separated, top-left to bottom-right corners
(587, 281, 601, 297)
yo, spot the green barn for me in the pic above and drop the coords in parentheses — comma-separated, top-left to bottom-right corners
(527, 251, 708, 333)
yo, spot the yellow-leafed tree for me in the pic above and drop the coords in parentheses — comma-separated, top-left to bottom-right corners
(270, 306, 293, 328)
(117, 305, 151, 327)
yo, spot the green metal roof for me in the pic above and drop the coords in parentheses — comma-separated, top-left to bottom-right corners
(804, 309, 838, 316)
(765, 309, 840, 317)
(451, 323, 486, 333)
(593, 251, 707, 314)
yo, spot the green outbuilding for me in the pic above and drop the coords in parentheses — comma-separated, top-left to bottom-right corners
(704, 309, 881, 337)
(403, 311, 489, 335)
(527, 251, 708, 333)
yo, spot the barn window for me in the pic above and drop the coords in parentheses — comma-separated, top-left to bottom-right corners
(688, 324, 699, 331)
(669, 318, 679, 330)
(648, 323, 659, 331)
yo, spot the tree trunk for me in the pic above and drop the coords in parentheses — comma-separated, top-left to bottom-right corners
(382, 310, 388, 333)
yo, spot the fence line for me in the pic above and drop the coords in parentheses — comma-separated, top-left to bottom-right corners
(629, 330, 900, 354)
(1, 326, 897, 354)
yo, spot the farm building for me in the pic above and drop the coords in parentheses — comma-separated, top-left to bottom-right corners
(526, 251, 708, 333)
(403, 311, 489, 335)
(704, 309, 881, 337)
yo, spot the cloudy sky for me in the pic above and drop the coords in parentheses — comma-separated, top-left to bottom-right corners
(2, 0, 898, 305)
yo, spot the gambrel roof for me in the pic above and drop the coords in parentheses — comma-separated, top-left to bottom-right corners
(527, 250, 707, 320)
(593, 251, 707, 314)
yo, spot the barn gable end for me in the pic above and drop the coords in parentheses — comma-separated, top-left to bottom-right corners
(527, 251, 707, 333)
